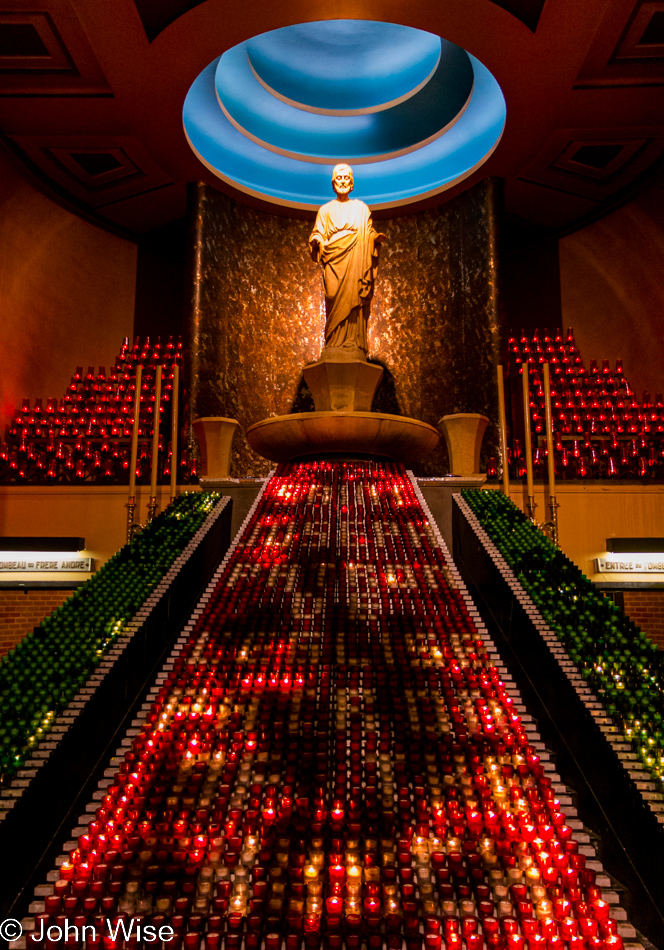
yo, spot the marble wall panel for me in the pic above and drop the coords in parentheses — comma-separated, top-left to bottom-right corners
(187, 179, 503, 477)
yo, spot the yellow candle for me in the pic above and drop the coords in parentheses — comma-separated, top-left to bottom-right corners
(543, 362, 556, 498)
(412, 835, 429, 856)
(536, 899, 553, 921)
(170, 362, 179, 500)
(522, 361, 534, 498)
(150, 365, 162, 498)
(525, 865, 542, 886)
(128, 363, 142, 498)
(497, 364, 510, 495)
(230, 894, 246, 914)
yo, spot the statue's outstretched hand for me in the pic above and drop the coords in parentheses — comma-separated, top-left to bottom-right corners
(374, 232, 386, 257)
(310, 237, 321, 263)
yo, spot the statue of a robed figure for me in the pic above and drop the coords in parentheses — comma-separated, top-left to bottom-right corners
(309, 164, 385, 362)
(246, 164, 439, 462)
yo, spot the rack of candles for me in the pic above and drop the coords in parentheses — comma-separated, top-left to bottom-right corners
(454, 490, 664, 936)
(17, 461, 636, 950)
(0, 336, 196, 486)
(0, 493, 222, 789)
(488, 329, 664, 483)
(461, 488, 664, 796)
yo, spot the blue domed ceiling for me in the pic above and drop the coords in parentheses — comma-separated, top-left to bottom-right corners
(183, 20, 506, 210)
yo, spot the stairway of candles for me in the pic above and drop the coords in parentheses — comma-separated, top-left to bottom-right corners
(460, 489, 664, 794)
(25, 462, 634, 950)
(497, 329, 664, 481)
(0, 336, 197, 484)
(0, 492, 222, 784)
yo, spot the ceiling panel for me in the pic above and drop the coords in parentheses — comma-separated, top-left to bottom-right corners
(518, 127, 664, 200)
(10, 133, 171, 206)
(575, 0, 664, 87)
(0, 0, 111, 95)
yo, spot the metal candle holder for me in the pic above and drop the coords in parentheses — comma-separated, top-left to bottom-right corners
(125, 363, 164, 544)
(521, 360, 560, 547)
(126, 497, 143, 544)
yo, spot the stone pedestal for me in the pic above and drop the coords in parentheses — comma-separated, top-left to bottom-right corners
(246, 411, 439, 464)
(248, 355, 439, 466)
(193, 417, 241, 478)
(303, 359, 383, 412)
(438, 413, 489, 476)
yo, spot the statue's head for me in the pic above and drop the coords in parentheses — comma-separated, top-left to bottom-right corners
(332, 164, 354, 198)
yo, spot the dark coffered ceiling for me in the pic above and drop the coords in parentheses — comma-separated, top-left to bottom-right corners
(0, 0, 662, 236)
(131, 0, 207, 43)
(489, 0, 547, 33)
(130, 0, 549, 43)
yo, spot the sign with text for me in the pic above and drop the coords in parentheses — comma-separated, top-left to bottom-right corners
(0, 557, 93, 573)
(596, 556, 664, 574)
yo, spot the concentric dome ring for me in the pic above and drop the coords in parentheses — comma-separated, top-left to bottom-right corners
(244, 21, 443, 115)
(183, 20, 506, 210)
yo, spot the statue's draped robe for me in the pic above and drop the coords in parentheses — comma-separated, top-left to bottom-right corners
(309, 198, 379, 353)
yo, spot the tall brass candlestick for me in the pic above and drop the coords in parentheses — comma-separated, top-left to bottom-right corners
(126, 363, 142, 543)
(497, 364, 510, 496)
(170, 363, 179, 503)
(147, 365, 162, 523)
(542, 363, 555, 495)
(542, 362, 559, 545)
(521, 361, 536, 520)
